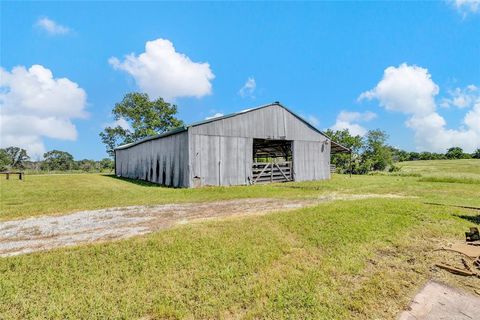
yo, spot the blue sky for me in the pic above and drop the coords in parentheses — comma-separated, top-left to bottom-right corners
(1, 1, 479, 160)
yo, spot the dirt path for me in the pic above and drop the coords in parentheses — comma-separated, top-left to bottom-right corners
(0, 194, 403, 257)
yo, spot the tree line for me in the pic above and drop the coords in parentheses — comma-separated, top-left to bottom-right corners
(326, 128, 480, 174)
(2, 92, 478, 174)
(0, 147, 113, 173)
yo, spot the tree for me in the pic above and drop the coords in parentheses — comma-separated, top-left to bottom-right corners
(41, 150, 75, 171)
(408, 152, 420, 161)
(362, 129, 393, 171)
(390, 148, 410, 162)
(99, 158, 114, 171)
(419, 152, 433, 160)
(0, 149, 11, 171)
(3, 146, 30, 169)
(473, 149, 480, 159)
(76, 159, 98, 172)
(324, 129, 363, 173)
(100, 92, 184, 156)
(446, 147, 464, 159)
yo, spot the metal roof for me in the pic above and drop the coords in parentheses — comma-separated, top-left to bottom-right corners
(114, 126, 188, 150)
(115, 102, 351, 153)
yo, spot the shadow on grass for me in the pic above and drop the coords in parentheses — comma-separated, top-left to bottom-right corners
(455, 214, 480, 225)
(103, 174, 166, 188)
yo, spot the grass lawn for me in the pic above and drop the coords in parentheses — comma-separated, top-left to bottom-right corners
(1, 160, 480, 221)
(1, 159, 480, 319)
(397, 159, 480, 179)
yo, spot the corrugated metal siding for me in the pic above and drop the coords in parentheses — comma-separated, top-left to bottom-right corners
(189, 105, 323, 141)
(189, 133, 252, 186)
(293, 140, 331, 182)
(115, 131, 189, 187)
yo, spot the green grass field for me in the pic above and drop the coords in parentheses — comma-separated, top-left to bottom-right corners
(397, 159, 480, 179)
(1, 159, 480, 319)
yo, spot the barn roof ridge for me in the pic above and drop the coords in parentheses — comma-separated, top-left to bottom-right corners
(115, 101, 350, 153)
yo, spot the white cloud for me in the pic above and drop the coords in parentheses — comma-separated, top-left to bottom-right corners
(330, 111, 377, 136)
(205, 112, 224, 120)
(359, 64, 438, 116)
(109, 39, 214, 101)
(238, 77, 256, 98)
(337, 111, 377, 123)
(104, 118, 132, 131)
(36, 17, 70, 35)
(0, 65, 87, 159)
(440, 85, 479, 109)
(451, 0, 480, 15)
(359, 63, 480, 152)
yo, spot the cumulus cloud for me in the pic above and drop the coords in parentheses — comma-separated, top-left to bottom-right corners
(238, 77, 256, 98)
(36, 17, 70, 35)
(359, 64, 438, 116)
(440, 85, 479, 109)
(109, 39, 214, 101)
(451, 0, 480, 15)
(330, 111, 377, 136)
(359, 63, 480, 152)
(0, 65, 87, 158)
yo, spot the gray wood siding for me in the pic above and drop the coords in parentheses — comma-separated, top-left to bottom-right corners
(189, 104, 324, 141)
(115, 131, 189, 187)
(189, 133, 252, 186)
(293, 140, 331, 182)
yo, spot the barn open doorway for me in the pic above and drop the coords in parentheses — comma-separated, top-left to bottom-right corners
(252, 139, 293, 184)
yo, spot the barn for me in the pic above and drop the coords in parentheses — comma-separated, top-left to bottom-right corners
(114, 102, 350, 187)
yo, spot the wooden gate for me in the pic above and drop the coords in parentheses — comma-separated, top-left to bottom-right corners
(252, 161, 292, 184)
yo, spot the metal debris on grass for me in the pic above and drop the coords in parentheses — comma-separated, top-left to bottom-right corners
(466, 227, 480, 242)
(436, 226, 480, 278)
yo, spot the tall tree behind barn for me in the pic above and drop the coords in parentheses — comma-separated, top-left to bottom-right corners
(114, 102, 350, 187)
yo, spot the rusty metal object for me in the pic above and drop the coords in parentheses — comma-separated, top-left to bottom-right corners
(466, 227, 480, 242)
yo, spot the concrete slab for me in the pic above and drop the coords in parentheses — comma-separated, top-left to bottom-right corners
(398, 280, 480, 320)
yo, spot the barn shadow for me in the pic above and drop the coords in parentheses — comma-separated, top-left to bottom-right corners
(104, 174, 165, 188)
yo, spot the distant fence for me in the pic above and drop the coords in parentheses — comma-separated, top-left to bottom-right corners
(330, 165, 336, 173)
(0, 171, 24, 180)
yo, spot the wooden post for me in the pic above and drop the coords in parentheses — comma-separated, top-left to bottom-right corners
(349, 152, 352, 178)
(6, 173, 9, 180)
(270, 161, 273, 182)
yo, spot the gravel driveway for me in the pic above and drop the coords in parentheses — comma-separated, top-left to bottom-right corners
(0, 194, 403, 257)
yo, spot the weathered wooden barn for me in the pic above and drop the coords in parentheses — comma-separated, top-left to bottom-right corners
(115, 102, 349, 187)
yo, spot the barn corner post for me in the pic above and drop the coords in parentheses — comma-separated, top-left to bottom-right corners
(349, 151, 352, 178)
